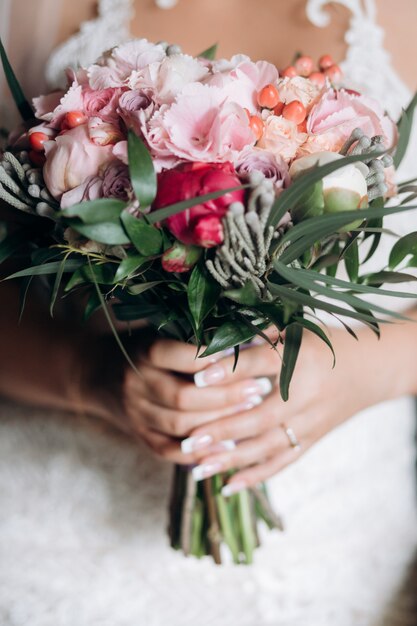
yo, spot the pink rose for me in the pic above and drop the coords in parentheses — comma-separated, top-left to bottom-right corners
(43, 125, 113, 200)
(83, 87, 122, 124)
(304, 88, 397, 155)
(118, 89, 155, 135)
(236, 146, 290, 189)
(153, 162, 244, 248)
(257, 115, 307, 162)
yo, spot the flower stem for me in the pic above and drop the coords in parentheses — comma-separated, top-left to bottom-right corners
(237, 489, 257, 565)
(203, 477, 222, 564)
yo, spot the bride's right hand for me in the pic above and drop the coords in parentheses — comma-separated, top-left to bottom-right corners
(85, 334, 269, 463)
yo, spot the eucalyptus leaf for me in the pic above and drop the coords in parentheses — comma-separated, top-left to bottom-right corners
(389, 231, 417, 269)
(362, 270, 417, 285)
(121, 211, 162, 255)
(128, 280, 164, 295)
(279, 323, 303, 401)
(127, 132, 157, 209)
(187, 264, 220, 329)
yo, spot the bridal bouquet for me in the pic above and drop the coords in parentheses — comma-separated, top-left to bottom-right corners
(1, 38, 417, 564)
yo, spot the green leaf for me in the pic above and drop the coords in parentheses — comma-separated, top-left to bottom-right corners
(60, 199, 126, 223)
(0, 37, 33, 121)
(197, 43, 218, 59)
(187, 264, 220, 329)
(294, 317, 335, 367)
(49, 256, 67, 316)
(112, 302, 162, 321)
(65, 263, 115, 291)
(394, 91, 417, 169)
(69, 219, 130, 245)
(268, 282, 389, 326)
(6, 258, 84, 280)
(273, 261, 407, 320)
(147, 185, 247, 224)
(114, 254, 148, 282)
(128, 132, 157, 209)
(362, 270, 417, 285)
(344, 238, 359, 282)
(279, 323, 303, 401)
(224, 281, 260, 306)
(127, 280, 164, 295)
(201, 320, 256, 357)
(277, 204, 417, 265)
(121, 210, 162, 255)
(83, 291, 102, 321)
(389, 231, 417, 269)
(267, 151, 386, 229)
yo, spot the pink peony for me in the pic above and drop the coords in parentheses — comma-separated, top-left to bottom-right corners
(88, 39, 166, 89)
(152, 162, 244, 248)
(138, 54, 209, 104)
(257, 115, 307, 162)
(207, 58, 279, 113)
(83, 87, 122, 124)
(43, 125, 113, 200)
(159, 83, 255, 163)
(236, 146, 290, 188)
(34, 82, 84, 129)
(303, 88, 397, 155)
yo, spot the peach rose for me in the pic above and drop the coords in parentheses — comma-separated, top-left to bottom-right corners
(257, 115, 307, 162)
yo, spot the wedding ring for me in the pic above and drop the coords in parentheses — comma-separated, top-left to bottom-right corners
(281, 423, 301, 451)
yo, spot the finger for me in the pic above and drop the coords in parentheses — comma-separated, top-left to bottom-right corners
(191, 428, 287, 478)
(127, 362, 272, 411)
(223, 452, 297, 494)
(126, 393, 263, 438)
(143, 339, 216, 374)
(193, 343, 282, 388)
(183, 391, 288, 445)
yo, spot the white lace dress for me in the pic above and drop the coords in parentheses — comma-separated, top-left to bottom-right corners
(0, 2, 416, 625)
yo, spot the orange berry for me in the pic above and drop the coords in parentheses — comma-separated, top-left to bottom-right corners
(282, 100, 306, 125)
(273, 102, 285, 116)
(319, 54, 334, 70)
(64, 110, 87, 129)
(297, 119, 308, 133)
(324, 64, 343, 83)
(281, 65, 297, 78)
(257, 83, 280, 109)
(29, 131, 49, 152)
(249, 115, 265, 141)
(294, 55, 314, 77)
(309, 71, 326, 87)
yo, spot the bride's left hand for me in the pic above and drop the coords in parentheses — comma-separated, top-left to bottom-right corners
(183, 326, 402, 494)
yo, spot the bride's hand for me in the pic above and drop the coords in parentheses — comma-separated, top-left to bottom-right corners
(180, 326, 406, 493)
(86, 332, 271, 463)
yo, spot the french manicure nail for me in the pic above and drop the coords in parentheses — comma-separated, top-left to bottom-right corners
(181, 434, 213, 454)
(207, 439, 236, 453)
(194, 364, 225, 388)
(243, 377, 273, 398)
(241, 394, 263, 410)
(221, 482, 247, 497)
(192, 463, 223, 482)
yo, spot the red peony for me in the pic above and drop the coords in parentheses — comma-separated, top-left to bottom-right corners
(152, 162, 244, 248)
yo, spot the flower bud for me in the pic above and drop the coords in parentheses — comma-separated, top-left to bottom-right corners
(161, 241, 202, 273)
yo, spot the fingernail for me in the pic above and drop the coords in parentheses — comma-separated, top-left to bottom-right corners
(207, 439, 236, 453)
(240, 394, 263, 411)
(243, 377, 272, 398)
(192, 462, 223, 481)
(181, 434, 213, 454)
(221, 482, 247, 497)
(194, 364, 225, 388)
